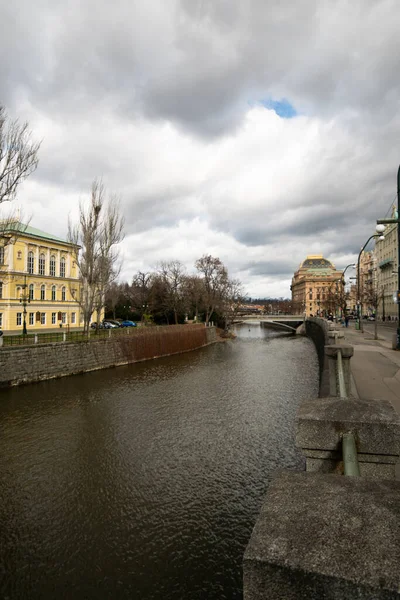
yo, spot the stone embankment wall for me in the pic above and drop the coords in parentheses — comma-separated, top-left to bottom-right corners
(0, 325, 217, 387)
(304, 317, 330, 396)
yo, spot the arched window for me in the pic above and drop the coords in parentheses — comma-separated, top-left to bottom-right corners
(60, 256, 66, 278)
(39, 253, 46, 275)
(29, 284, 34, 300)
(40, 284, 46, 301)
(61, 286, 66, 301)
(50, 255, 56, 277)
(27, 251, 34, 274)
(51, 285, 56, 301)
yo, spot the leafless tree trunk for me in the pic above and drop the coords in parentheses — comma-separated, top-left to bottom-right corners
(158, 261, 186, 324)
(130, 271, 154, 324)
(195, 254, 228, 325)
(68, 180, 124, 333)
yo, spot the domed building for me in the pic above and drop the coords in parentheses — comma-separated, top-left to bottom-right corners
(291, 255, 343, 317)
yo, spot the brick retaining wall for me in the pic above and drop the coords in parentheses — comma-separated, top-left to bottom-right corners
(0, 325, 217, 387)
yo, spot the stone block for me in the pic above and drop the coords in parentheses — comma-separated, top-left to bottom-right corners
(296, 397, 400, 479)
(244, 471, 400, 600)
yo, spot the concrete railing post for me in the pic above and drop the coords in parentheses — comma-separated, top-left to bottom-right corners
(296, 397, 400, 479)
(34, 334, 38, 344)
(244, 471, 400, 599)
(325, 344, 354, 397)
(0, 337, 3, 347)
(63, 332, 66, 342)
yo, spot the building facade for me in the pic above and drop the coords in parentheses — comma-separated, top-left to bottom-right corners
(0, 222, 83, 332)
(358, 250, 377, 318)
(374, 208, 398, 319)
(291, 255, 344, 317)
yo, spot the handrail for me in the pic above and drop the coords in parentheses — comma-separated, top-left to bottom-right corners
(342, 433, 360, 476)
(336, 349, 347, 398)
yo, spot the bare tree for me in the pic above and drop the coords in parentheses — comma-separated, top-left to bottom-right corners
(68, 180, 124, 333)
(130, 271, 155, 324)
(182, 275, 205, 321)
(195, 255, 229, 325)
(158, 260, 186, 324)
(0, 106, 41, 205)
(105, 281, 122, 320)
(222, 278, 246, 331)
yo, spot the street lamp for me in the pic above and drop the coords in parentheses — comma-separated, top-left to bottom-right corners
(357, 226, 385, 332)
(19, 274, 30, 335)
(342, 264, 355, 316)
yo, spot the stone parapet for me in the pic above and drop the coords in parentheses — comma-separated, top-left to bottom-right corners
(296, 396, 400, 479)
(244, 471, 400, 600)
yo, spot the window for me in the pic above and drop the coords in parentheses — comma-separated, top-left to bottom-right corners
(17, 250, 22, 260)
(0, 246, 4, 265)
(60, 256, 66, 277)
(51, 312, 56, 325)
(41, 285, 46, 301)
(50, 255, 56, 277)
(71, 312, 76, 324)
(27, 251, 34, 274)
(0, 282, 2, 299)
(51, 285, 56, 301)
(61, 312, 67, 324)
(17, 313, 22, 326)
(40, 312, 46, 325)
(29, 312, 34, 326)
(39, 253, 46, 275)
(0, 313, 2, 327)
(61, 286, 66, 301)
(29, 284, 34, 300)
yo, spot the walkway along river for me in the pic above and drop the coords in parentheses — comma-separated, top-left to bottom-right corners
(0, 323, 319, 599)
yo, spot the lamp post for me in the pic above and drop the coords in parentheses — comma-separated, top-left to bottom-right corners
(342, 264, 355, 317)
(357, 227, 385, 333)
(19, 274, 30, 335)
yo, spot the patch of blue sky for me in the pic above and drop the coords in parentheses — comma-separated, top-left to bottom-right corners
(260, 98, 297, 118)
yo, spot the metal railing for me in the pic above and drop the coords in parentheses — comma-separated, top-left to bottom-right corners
(335, 347, 360, 476)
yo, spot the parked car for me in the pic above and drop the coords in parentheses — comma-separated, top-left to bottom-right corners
(103, 321, 120, 328)
(368, 316, 375, 321)
(120, 320, 137, 327)
(103, 319, 121, 327)
(90, 322, 104, 329)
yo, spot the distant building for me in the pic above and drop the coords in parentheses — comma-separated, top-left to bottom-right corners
(291, 255, 343, 317)
(358, 250, 377, 317)
(0, 222, 102, 332)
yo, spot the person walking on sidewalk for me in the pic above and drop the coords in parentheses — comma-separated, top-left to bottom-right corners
(345, 315, 350, 328)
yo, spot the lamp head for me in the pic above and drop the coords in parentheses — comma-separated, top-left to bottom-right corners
(378, 235, 385, 241)
(376, 224, 385, 234)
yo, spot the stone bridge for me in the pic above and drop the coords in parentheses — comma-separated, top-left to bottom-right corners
(234, 315, 304, 334)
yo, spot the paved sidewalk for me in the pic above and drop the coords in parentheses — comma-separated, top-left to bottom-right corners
(341, 324, 400, 415)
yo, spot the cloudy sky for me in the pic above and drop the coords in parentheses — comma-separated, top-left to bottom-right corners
(1, 0, 399, 298)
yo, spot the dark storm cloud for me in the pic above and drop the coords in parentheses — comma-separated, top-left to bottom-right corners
(242, 260, 296, 277)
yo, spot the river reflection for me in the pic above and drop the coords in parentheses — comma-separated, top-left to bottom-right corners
(0, 323, 318, 599)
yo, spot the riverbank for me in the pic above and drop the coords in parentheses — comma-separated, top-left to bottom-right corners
(0, 324, 217, 387)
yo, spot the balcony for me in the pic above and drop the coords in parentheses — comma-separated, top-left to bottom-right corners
(379, 258, 394, 269)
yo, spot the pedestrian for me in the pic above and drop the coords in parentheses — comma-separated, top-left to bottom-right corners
(345, 315, 349, 328)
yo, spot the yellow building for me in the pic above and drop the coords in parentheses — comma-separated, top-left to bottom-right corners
(0, 222, 82, 332)
(291, 255, 343, 317)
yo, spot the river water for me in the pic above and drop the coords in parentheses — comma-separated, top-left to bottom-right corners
(0, 323, 318, 600)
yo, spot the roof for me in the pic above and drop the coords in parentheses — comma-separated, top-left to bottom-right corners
(299, 255, 335, 270)
(3, 222, 70, 245)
